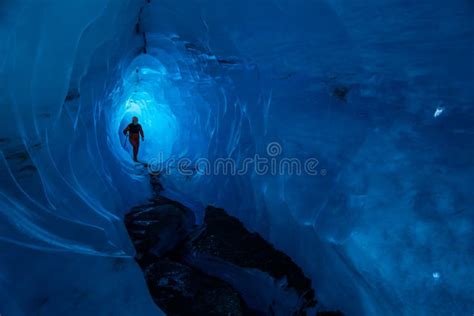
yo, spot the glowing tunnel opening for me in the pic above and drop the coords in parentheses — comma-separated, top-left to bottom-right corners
(118, 90, 177, 162)
(109, 55, 180, 164)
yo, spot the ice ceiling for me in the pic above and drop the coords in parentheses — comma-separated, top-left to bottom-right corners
(0, 0, 473, 315)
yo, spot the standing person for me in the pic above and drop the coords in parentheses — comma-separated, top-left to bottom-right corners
(123, 116, 144, 162)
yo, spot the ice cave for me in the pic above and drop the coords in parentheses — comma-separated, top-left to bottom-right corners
(0, 0, 473, 315)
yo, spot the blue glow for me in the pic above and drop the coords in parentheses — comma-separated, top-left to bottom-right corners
(0, 1, 473, 315)
(109, 56, 179, 163)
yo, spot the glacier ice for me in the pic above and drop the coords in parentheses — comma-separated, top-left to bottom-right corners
(1, 0, 473, 315)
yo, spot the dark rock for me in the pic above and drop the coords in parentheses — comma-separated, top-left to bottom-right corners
(135, 7, 144, 34)
(153, 195, 189, 210)
(317, 311, 344, 316)
(5, 147, 30, 162)
(149, 174, 163, 197)
(64, 89, 80, 102)
(145, 259, 248, 316)
(142, 32, 148, 54)
(332, 86, 350, 102)
(124, 179, 337, 315)
(125, 202, 195, 265)
(184, 206, 316, 315)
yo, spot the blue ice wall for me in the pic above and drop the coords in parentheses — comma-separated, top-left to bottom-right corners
(1, 0, 473, 315)
(0, 1, 163, 314)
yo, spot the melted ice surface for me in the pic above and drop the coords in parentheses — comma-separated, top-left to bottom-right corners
(0, 0, 473, 315)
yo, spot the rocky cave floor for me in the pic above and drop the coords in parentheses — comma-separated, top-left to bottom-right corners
(124, 173, 343, 316)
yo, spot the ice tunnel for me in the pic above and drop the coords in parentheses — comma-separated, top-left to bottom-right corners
(0, 0, 473, 315)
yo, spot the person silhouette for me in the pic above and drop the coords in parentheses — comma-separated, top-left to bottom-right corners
(123, 116, 144, 162)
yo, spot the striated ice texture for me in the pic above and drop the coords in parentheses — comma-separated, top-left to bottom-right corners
(1, 0, 473, 315)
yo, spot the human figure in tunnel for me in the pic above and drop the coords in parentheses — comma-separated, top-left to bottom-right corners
(123, 116, 144, 162)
